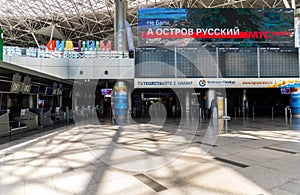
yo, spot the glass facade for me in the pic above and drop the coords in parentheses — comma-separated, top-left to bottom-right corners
(260, 48, 298, 77)
(218, 48, 257, 78)
(176, 48, 217, 78)
(135, 47, 175, 78)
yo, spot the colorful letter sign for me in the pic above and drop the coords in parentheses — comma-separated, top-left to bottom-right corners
(44, 40, 112, 52)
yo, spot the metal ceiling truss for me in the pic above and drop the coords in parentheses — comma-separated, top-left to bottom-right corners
(0, 0, 295, 47)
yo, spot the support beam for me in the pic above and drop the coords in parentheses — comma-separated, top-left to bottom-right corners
(114, 0, 127, 52)
(283, 0, 291, 8)
(50, 24, 55, 41)
(291, 0, 295, 9)
(31, 32, 40, 48)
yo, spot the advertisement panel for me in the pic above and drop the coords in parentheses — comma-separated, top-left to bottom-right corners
(113, 85, 128, 116)
(0, 29, 3, 61)
(291, 88, 300, 115)
(217, 97, 224, 118)
(138, 8, 294, 47)
(134, 78, 300, 88)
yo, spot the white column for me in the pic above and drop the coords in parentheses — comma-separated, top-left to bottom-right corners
(242, 89, 247, 102)
(36, 94, 39, 109)
(216, 47, 219, 78)
(243, 89, 248, 116)
(59, 95, 62, 108)
(7, 94, 12, 108)
(174, 47, 177, 78)
(224, 97, 228, 117)
(127, 86, 131, 116)
(0, 93, 2, 109)
(205, 89, 216, 109)
(257, 47, 260, 77)
(114, 0, 127, 52)
(185, 91, 190, 113)
(74, 94, 78, 113)
(29, 95, 33, 108)
(299, 47, 300, 77)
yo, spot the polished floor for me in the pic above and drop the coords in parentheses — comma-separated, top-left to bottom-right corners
(0, 116, 300, 195)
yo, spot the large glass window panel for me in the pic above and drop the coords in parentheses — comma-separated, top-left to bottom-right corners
(176, 47, 217, 78)
(218, 48, 258, 78)
(135, 47, 175, 78)
(260, 48, 298, 77)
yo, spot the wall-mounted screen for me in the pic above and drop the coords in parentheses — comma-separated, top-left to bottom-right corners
(138, 8, 294, 47)
(45, 87, 53, 96)
(281, 88, 290, 94)
(38, 99, 45, 107)
(21, 83, 31, 94)
(10, 81, 21, 93)
(20, 109, 26, 116)
(30, 85, 40, 94)
(101, 88, 113, 97)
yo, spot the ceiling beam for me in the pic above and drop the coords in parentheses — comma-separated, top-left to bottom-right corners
(283, 0, 291, 8)
(291, 0, 295, 9)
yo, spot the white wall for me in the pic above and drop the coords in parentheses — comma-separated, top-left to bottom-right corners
(4, 56, 134, 79)
(41, 58, 69, 78)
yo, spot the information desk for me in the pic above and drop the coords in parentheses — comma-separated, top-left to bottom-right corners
(51, 107, 66, 123)
(38, 108, 53, 127)
(13, 108, 38, 131)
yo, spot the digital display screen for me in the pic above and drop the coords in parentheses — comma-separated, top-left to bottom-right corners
(30, 85, 40, 94)
(45, 87, 53, 96)
(138, 8, 294, 47)
(38, 99, 45, 107)
(281, 88, 290, 94)
(20, 109, 26, 116)
(101, 88, 113, 97)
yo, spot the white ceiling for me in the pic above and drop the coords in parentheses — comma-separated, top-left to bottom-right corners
(0, 0, 297, 47)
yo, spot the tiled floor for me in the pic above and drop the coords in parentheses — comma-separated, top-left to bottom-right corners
(0, 116, 300, 195)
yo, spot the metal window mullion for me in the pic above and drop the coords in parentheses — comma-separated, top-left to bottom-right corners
(299, 48, 300, 78)
(216, 47, 219, 78)
(174, 47, 177, 78)
(257, 47, 260, 78)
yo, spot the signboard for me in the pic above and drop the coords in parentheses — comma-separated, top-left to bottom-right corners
(0, 29, 3, 61)
(217, 97, 224, 118)
(46, 40, 112, 52)
(10, 81, 21, 93)
(10, 73, 22, 93)
(113, 84, 128, 116)
(134, 78, 300, 88)
(20, 75, 31, 94)
(138, 8, 294, 47)
(101, 88, 113, 97)
(281, 88, 290, 94)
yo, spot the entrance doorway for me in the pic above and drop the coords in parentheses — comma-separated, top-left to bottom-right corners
(131, 89, 180, 118)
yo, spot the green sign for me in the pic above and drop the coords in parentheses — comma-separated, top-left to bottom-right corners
(0, 29, 3, 61)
